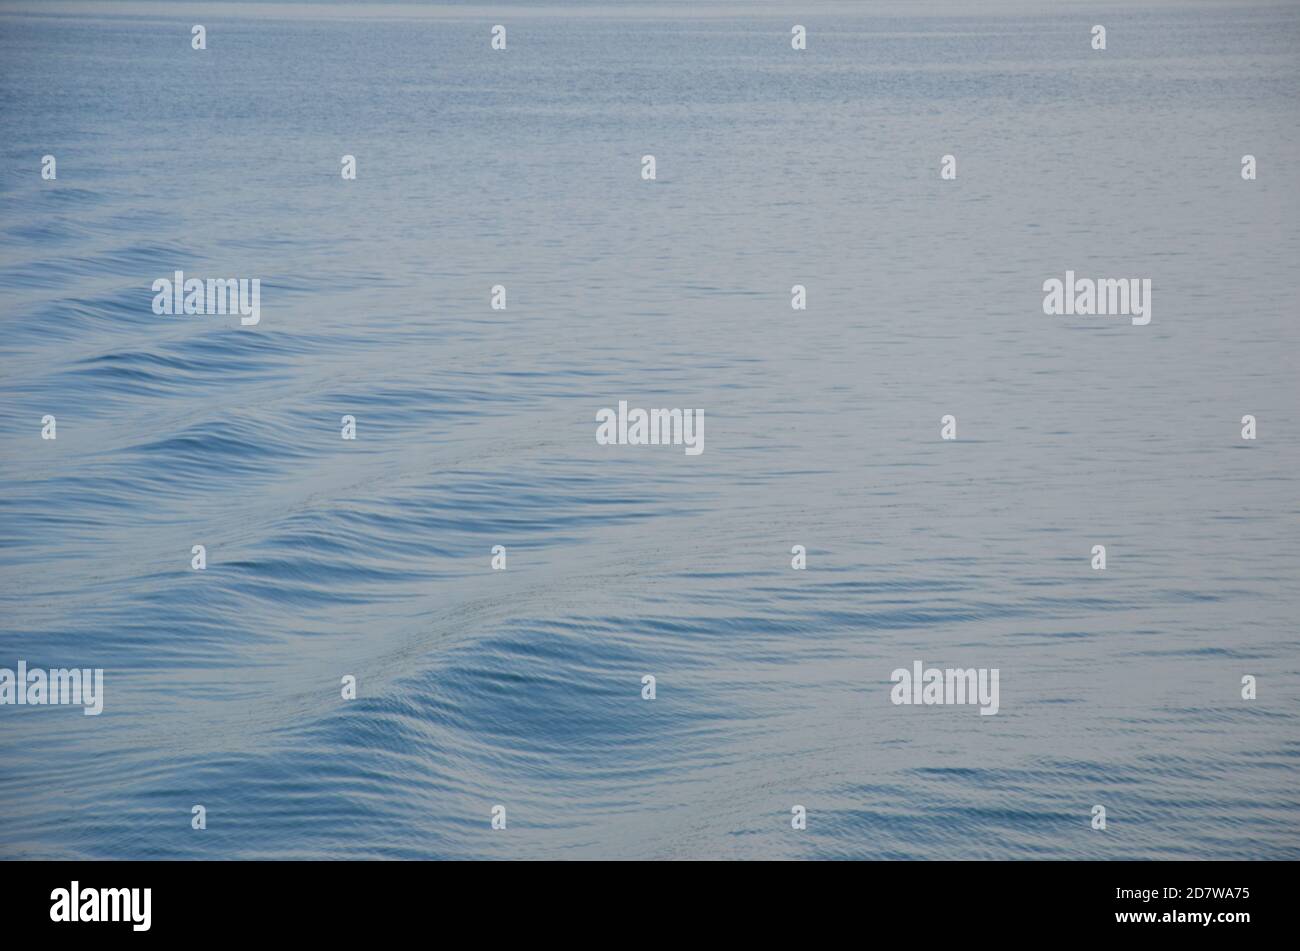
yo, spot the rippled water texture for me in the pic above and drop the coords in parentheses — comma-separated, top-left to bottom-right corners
(1, 1, 1298, 859)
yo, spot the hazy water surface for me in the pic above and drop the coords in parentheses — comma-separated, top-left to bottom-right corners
(1, 1, 1298, 859)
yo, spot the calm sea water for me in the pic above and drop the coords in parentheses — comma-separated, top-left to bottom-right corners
(1, 1, 1298, 860)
